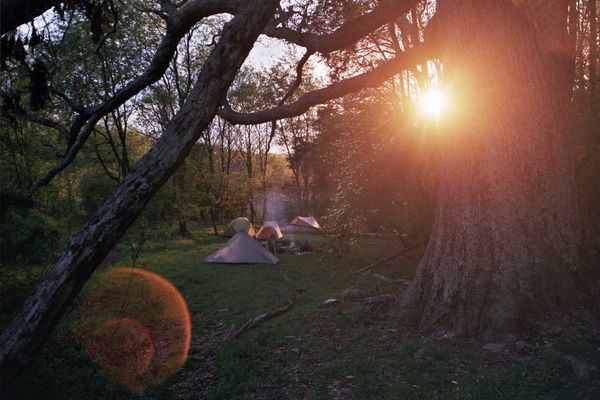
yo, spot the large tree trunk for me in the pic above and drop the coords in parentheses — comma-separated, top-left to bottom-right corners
(0, 0, 277, 389)
(402, 0, 582, 335)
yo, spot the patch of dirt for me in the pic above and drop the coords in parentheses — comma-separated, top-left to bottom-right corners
(173, 318, 233, 400)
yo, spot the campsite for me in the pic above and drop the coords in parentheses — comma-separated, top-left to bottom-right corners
(1, 1, 599, 399)
(3, 225, 600, 399)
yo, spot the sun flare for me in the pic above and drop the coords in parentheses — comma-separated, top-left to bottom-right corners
(419, 88, 448, 118)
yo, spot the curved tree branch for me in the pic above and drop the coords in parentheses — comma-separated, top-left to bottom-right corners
(280, 49, 315, 105)
(219, 44, 432, 125)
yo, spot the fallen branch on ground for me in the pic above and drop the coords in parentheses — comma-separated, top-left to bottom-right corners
(365, 272, 411, 285)
(233, 300, 294, 338)
(353, 241, 426, 274)
(363, 293, 398, 306)
(233, 275, 300, 338)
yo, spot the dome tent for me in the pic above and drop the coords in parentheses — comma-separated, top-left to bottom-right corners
(223, 217, 255, 237)
(255, 221, 284, 240)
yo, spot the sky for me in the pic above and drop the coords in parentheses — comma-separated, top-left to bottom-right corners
(246, 34, 330, 81)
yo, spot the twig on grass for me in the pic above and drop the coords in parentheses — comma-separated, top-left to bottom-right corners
(233, 298, 295, 338)
(363, 293, 398, 306)
(365, 272, 411, 285)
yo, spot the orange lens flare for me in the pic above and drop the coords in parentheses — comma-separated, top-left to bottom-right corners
(75, 268, 191, 392)
(91, 317, 155, 376)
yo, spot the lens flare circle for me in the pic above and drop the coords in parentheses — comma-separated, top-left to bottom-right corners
(91, 317, 155, 376)
(76, 268, 191, 392)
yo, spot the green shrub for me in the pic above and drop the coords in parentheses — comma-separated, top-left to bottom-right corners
(0, 193, 63, 266)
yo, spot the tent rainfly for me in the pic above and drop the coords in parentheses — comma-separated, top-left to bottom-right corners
(255, 221, 284, 240)
(204, 232, 278, 264)
(223, 217, 255, 237)
(290, 216, 322, 230)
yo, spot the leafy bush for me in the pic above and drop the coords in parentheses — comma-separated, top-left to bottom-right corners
(0, 193, 64, 266)
(78, 171, 117, 215)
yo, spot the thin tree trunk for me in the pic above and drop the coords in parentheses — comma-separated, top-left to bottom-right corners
(0, 1, 278, 389)
(245, 134, 256, 222)
(402, 0, 582, 335)
(206, 142, 219, 235)
(209, 208, 219, 235)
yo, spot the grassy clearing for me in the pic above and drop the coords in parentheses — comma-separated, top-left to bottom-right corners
(2, 225, 599, 399)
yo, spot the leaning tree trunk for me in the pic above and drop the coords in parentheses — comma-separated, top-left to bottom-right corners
(0, 0, 277, 389)
(402, 0, 582, 335)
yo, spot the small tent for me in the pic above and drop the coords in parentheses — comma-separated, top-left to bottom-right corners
(255, 221, 284, 240)
(204, 232, 278, 264)
(223, 217, 255, 237)
(290, 216, 322, 230)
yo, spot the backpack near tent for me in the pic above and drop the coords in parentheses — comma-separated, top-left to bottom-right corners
(290, 216, 322, 230)
(223, 217, 255, 237)
(255, 221, 284, 240)
(204, 232, 278, 264)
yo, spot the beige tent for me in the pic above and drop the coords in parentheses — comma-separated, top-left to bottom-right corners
(255, 221, 284, 240)
(204, 232, 278, 264)
(290, 216, 322, 230)
(223, 217, 255, 237)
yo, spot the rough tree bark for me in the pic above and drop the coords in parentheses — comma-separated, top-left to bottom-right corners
(402, 0, 583, 335)
(590, 0, 598, 93)
(0, 0, 277, 389)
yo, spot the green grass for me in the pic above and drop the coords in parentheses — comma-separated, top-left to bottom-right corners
(2, 225, 599, 399)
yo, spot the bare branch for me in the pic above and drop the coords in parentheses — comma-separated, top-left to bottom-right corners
(49, 86, 86, 114)
(280, 49, 315, 105)
(0, 90, 70, 142)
